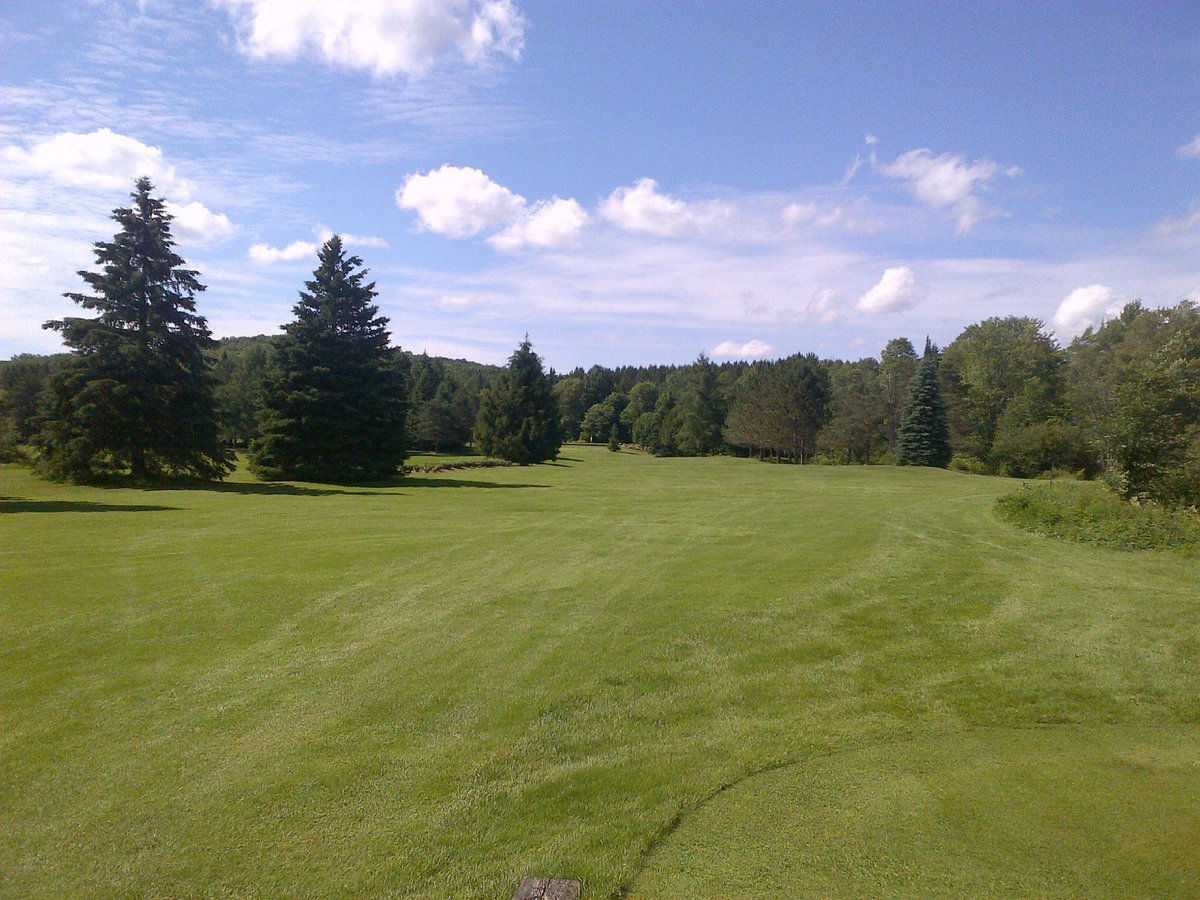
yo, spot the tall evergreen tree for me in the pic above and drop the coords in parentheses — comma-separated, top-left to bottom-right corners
(880, 337, 919, 453)
(474, 338, 561, 464)
(35, 177, 232, 482)
(249, 236, 406, 482)
(414, 378, 475, 452)
(896, 339, 952, 467)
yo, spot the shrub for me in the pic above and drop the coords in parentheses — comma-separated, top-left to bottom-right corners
(1036, 467, 1084, 481)
(990, 420, 1099, 479)
(948, 453, 990, 475)
(995, 481, 1200, 552)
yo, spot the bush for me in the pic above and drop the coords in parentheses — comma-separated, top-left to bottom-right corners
(1036, 467, 1084, 481)
(990, 420, 1099, 479)
(402, 459, 512, 475)
(948, 453, 990, 475)
(0, 442, 27, 464)
(995, 481, 1200, 552)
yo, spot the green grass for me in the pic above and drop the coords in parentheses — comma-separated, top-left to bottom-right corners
(630, 725, 1200, 898)
(2, 448, 1198, 897)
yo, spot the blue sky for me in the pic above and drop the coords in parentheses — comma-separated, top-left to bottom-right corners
(2, 0, 1199, 369)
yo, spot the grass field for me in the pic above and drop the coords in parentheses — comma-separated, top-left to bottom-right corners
(2, 447, 1198, 897)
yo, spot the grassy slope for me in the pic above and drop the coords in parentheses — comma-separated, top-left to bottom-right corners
(1, 447, 1197, 897)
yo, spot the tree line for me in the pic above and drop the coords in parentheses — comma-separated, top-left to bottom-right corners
(0, 179, 561, 483)
(547, 305, 1200, 507)
(2, 179, 1198, 507)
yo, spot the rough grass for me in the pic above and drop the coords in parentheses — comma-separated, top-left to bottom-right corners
(996, 480, 1200, 552)
(2, 450, 1198, 897)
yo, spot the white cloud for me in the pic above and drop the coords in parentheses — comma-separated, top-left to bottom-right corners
(877, 148, 1019, 234)
(248, 239, 318, 263)
(599, 178, 732, 237)
(807, 288, 842, 323)
(1177, 134, 1200, 158)
(315, 228, 390, 249)
(856, 266, 921, 314)
(1053, 284, 1122, 337)
(1156, 203, 1200, 235)
(711, 339, 773, 359)
(248, 228, 392, 263)
(3, 128, 194, 197)
(397, 164, 525, 238)
(398, 165, 587, 251)
(211, 0, 525, 78)
(488, 197, 588, 251)
(783, 201, 855, 230)
(166, 201, 234, 243)
(3, 129, 233, 244)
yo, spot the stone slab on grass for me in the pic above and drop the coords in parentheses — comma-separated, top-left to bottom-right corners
(512, 875, 581, 899)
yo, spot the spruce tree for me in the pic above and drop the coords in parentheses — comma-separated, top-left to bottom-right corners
(896, 338, 952, 467)
(35, 177, 232, 482)
(249, 236, 406, 482)
(474, 338, 561, 464)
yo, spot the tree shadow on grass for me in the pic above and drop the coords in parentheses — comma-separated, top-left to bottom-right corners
(132, 478, 546, 496)
(400, 476, 549, 490)
(0, 496, 180, 513)
(187, 481, 399, 497)
(34, 473, 551, 498)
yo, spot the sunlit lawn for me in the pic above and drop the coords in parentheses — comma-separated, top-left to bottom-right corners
(2, 447, 1197, 897)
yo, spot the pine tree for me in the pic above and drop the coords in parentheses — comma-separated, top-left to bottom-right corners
(474, 338, 561, 464)
(880, 337, 919, 453)
(415, 378, 475, 452)
(896, 338, 952, 467)
(35, 177, 232, 482)
(249, 236, 406, 482)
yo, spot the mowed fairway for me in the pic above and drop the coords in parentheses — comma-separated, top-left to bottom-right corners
(2, 447, 1198, 897)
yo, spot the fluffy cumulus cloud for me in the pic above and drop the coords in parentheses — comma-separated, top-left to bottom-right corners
(397, 165, 525, 238)
(3, 129, 232, 244)
(877, 148, 1020, 234)
(488, 197, 588, 251)
(1053, 284, 1122, 337)
(711, 339, 773, 359)
(397, 165, 585, 250)
(3, 128, 194, 197)
(166, 201, 234, 243)
(1177, 133, 1200, 159)
(856, 266, 921, 314)
(211, 0, 525, 77)
(248, 228, 390, 264)
(599, 178, 732, 237)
